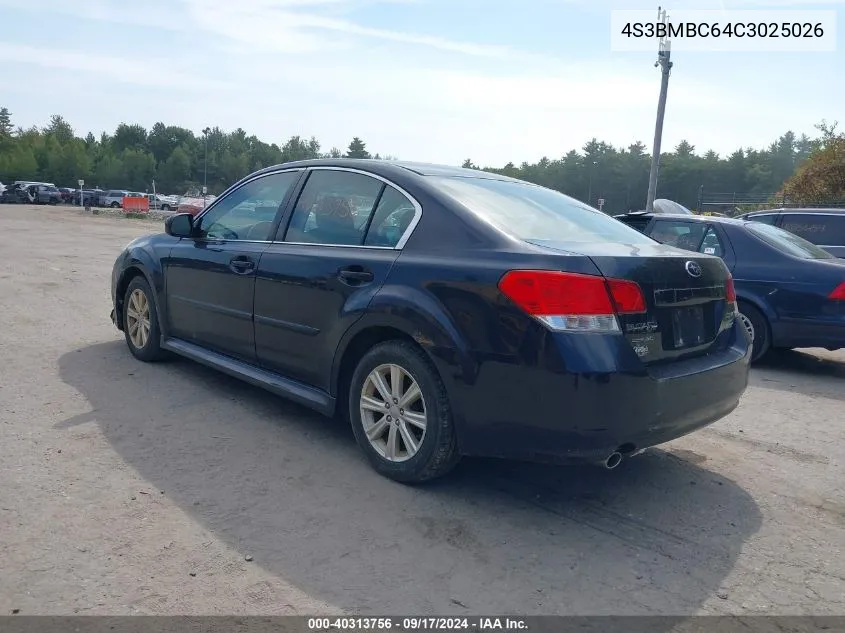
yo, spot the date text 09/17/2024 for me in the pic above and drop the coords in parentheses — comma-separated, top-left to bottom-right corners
(307, 617, 528, 631)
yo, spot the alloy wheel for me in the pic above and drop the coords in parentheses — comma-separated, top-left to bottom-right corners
(359, 363, 427, 462)
(126, 288, 151, 349)
(738, 312, 755, 341)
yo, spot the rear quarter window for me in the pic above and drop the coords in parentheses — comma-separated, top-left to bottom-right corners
(745, 222, 833, 259)
(781, 214, 845, 246)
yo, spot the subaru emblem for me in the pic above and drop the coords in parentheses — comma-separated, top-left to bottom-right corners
(685, 261, 702, 278)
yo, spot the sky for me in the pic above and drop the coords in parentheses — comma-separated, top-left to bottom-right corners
(1, 0, 843, 166)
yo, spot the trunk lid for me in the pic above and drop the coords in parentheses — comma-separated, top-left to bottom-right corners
(527, 240, 735, 363)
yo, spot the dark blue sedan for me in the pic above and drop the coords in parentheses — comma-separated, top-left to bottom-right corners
(616, 211, 845, 362)
(110, 160, 750, 482)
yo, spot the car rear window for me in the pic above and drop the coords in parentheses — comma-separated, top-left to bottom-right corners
(745, 222, 833, 259)
(780, 213, 845, 246)
(432, 177, 654, 245)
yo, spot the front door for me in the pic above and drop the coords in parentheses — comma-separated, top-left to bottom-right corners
(164, 170, 303, 363)
(254, 168, 420, 391)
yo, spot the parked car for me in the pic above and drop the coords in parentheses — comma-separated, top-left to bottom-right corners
(0, 183, 29, 203)
(110, 160, 750, 483)
(614, 211, 845, 362)
(27, 184, 62, 204)
(57, 187, 75, 203)
(176, 194, 216, 216)
(100, 190, 131, 208)
(72, 188, 104, 206)
(739, 208, 845, 258)
(147, 193, 177, 211)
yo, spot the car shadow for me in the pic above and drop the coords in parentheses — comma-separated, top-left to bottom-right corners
(752, 348, 845, 402)
(58, 342, 761, 615)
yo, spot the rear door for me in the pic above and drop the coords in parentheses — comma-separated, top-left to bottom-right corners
(254, 167, 418, 391)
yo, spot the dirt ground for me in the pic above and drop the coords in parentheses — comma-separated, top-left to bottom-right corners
(1, 204, 843, 616)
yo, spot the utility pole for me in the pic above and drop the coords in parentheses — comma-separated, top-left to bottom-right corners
(587, 160, 598, 205)
(645, 6, 672, 213)
(202, 127, 211, 206)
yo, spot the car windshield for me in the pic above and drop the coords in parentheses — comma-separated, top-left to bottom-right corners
(745, 222, 833, 259)
(432, 177, 654, 245)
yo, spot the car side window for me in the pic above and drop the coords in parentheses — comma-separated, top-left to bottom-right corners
(648, 220, 706, 251)
(283, 170, 384, 246)
(747, 213, 778, 225)
(699, 227, 724, 258)
(781, 214, 845, 246)
(196, 171, 299, 241)
(364, 186, 417, 247)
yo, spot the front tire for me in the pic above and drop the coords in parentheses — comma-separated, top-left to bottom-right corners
(111, 201, 120, 208)
(348, 340, 460, 483)
(122, 276, 166, 362)
(738, 301, 770, 362)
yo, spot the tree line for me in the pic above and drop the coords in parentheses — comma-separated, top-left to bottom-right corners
(0, 107, 841, 214)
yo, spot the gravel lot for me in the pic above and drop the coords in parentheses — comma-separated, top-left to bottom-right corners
(1, 204, 843, 616)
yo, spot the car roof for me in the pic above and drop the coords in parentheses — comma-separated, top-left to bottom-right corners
(252, 158, 522, 183)
(618, 212, 747, 226)
(745, 207, 845, 214)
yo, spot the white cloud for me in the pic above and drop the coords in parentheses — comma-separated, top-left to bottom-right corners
(0, 0, 838, 167)
(179, 0, 527, 59)
(0, 43, 227, 91)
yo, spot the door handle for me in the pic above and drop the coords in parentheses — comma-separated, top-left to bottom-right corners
(229, 257, 255, 274)
(338, 268, 374, 285)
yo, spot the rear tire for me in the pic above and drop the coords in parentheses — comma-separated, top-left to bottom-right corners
(111, 201, 120, 208)
(122, 276, 167, 362)
(738, 301, 770, 362)
(348, 340, 460, 483)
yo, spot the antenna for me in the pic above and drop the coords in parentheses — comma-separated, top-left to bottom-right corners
(645, 6, 673, 213)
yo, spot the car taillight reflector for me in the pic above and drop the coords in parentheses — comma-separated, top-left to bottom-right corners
(497, 270, 646, 333)
(725, 275, 737, 302)
(829, 282, 845, 300)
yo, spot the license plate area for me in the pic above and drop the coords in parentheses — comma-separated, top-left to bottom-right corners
(666, 305, 709, 350)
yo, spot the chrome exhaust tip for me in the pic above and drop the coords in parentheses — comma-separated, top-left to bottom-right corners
(604, 452, 623, 470)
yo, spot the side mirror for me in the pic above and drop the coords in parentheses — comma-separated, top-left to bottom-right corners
(165, 213, 194, 238)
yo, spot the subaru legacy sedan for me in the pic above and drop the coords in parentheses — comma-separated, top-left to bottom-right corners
(110, 160, 750, 483)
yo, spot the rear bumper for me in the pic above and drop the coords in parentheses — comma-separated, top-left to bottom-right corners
(454, 324, 751, 462)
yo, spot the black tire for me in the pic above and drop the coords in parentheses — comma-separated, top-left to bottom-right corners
(348, 340, 460, 483)
(162, 205, 171, 211)
(122, 276, 167, 362)
(738, 301, 770, 362)
(111, 201, 120, 208)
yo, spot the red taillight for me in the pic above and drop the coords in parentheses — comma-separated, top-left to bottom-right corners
(725, 275, 737, 302)
(607, 278, 647, 314)
(829, 282, 845, 300)
(497, 270, 646, 332)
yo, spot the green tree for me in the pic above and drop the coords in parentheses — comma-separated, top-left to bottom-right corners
(157, 145, 192, 193)
(0, 107, 13, 138)
(218, 149, 249, 186)
(44, 115, 75, 145)
(112, 123, 148, 154)
(783, 129, 845, 203)
(346, 137, 371, 159)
